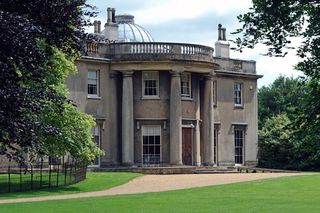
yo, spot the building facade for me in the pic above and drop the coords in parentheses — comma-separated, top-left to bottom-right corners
(67, 8, 262, 167)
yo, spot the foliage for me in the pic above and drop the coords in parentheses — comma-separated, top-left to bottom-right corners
(234, 0, 320, 170)
(37, 47, 103, 163)
(0, 0, 102, 163)
(258, 76, 303, 127)
(258, 113, 295, 169)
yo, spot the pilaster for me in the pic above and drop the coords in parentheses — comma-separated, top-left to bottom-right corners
(122, 71, 134, 165)
(169, 70, 182, 165)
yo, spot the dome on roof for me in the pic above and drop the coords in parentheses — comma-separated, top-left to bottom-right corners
(115, 14, 154, 42)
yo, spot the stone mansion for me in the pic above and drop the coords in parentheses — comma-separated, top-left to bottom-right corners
(67, 8, 262, 167)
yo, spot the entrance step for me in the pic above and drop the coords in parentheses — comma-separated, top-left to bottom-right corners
(193, 167, 238, 174)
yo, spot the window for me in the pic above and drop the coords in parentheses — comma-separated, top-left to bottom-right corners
(234, 82, 242, 106)
(88, 70, 99, 96)
(214, 128, 218, 164)
(91, 125, 100, 166)
(213, 80, 217, 106)
(234, 129, 244, 165)
(142, 126, 161, 164)
(142, 71, 159, 98)
(181, 72, 191, 98)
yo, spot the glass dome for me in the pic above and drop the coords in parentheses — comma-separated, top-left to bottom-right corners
(115, 14, 154, 42)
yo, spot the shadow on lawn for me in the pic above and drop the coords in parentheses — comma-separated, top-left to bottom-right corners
(0, 184, 83, 199)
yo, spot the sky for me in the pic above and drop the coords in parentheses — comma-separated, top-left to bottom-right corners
(87, 0, 303, 87)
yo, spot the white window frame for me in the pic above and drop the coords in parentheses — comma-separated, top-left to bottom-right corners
(90, 125, 101, 167)
(234, 128, 244, 166)
(141, 125, 161, 165)
(87, 70, 99, 97)
(142, 71, 159, 99)
(181, 72, 192, 98)
(234, 82, 243, 107)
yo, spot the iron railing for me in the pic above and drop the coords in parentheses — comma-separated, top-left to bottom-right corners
(0, 158, 87, 194)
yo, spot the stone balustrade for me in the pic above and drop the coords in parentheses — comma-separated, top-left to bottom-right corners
(85, 42, 214, 63)
(84, 42, 256, 74)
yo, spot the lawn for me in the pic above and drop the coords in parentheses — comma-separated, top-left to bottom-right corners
(0, 174, 319, 213)
(0, 172, 142, 199)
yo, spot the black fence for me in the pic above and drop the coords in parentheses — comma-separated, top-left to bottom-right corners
(0, 158, 87, 194)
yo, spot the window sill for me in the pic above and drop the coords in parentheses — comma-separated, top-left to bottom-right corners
(181, 97, 193, 101)
(234, 105, 244, 109)
(87, 95, 102, 100)
(141, 96, 160, 100)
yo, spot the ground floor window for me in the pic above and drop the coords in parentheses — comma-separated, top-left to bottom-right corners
(142, 126, 161, 164)
(92, 125, 100, 166)
(234, 129, 244, 165)
(214, 128, 218, 164)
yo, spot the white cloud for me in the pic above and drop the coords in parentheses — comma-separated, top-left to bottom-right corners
(132, 0, 252, 25)
(256, 54, 304, 87)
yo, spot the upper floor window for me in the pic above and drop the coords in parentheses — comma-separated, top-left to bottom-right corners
(234, 82, 243, 106)
(181, 72, 191, 98)
(142, 71, 159, 98)
(213, 80, 217, 106)
(88, 70, 99, 96)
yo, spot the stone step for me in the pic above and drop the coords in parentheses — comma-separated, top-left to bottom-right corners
(193, 169, 238, 174)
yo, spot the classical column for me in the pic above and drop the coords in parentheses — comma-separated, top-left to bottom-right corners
(194, 80, 201, 166)
(202, 74, 215, 165)
(194, 120, 201, 166)
(170, 71, 182, 165)
(122, 71, 134, 165)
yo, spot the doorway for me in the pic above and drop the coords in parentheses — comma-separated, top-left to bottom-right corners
(182, 127, 193, 165)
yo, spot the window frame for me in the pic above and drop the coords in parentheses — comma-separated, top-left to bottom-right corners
(87, 70, 100, 97)
(234, 128, 245, 165)
(141, 125, 161, 165)
(181, 72, 192, 98)
(142, 71, 160, 99)
(90, 125, 101, 167)
(213, 80, 217, 106)
(234, 82, 243, 107)
(214, 127, 218, 165)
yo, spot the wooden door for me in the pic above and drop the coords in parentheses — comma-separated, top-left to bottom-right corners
(182, 128, 193, 165)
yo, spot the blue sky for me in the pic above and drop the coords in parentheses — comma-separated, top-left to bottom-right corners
(87, 0, 302, 87)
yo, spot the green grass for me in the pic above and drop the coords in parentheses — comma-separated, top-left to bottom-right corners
(0, 172, 142, 199)
(0, 174, 319, 213)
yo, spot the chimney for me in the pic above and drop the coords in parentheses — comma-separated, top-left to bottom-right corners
(103, 7, 119, 41)
(215, 24, 230, 58)
(93, 20, 101, 34)
(107, 7, 112, 23)
(111, 8, 116, 23)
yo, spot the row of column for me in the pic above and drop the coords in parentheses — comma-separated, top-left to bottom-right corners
(121, 70, 215, 165)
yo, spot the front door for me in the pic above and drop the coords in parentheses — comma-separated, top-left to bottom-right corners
(182, 128, 193, 165)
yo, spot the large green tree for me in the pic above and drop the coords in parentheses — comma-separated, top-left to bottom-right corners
(0, 0, 102, 163)
(234, 0, 320, 170)
(233, 0, 320, 129)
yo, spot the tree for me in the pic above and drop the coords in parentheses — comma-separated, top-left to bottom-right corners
(0, 0, 102, 163)
(258, 76, 303, 127)
(234, 0, 320, 170)
(258, 113, 295, 169)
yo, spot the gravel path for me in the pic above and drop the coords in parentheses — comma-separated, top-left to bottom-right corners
(0, 173, 303, 204)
